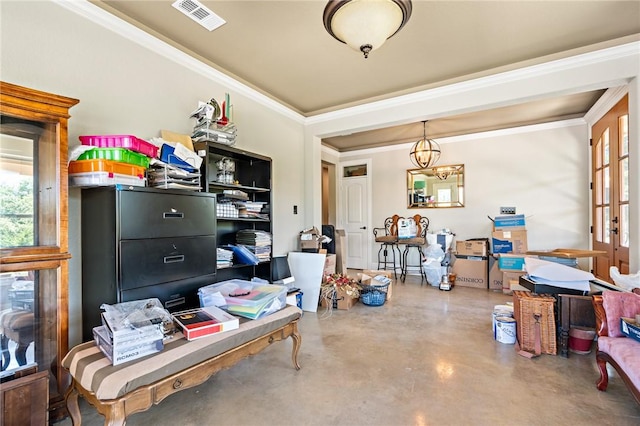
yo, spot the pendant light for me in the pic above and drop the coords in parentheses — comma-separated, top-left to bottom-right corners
(433, 166, 454, 180)
(409, 120, 441, 169)
(323, 0, 413, 58)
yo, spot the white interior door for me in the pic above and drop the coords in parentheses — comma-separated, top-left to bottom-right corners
(339, 160, 371, 270)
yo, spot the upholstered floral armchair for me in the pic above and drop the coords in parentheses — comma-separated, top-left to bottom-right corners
(592, 291, 640, 405)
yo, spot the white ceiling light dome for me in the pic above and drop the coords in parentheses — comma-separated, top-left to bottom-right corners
(323, 0, 413, 58)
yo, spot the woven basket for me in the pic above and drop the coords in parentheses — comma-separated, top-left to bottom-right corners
(512, 290, 557, 355)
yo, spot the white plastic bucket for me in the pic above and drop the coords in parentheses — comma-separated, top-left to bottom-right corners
(495, 316, 517, 344)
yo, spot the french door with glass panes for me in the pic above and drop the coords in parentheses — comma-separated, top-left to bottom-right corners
(591, 94, 629, 282)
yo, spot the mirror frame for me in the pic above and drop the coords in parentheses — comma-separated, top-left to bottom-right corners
(407, 164, 465, 208)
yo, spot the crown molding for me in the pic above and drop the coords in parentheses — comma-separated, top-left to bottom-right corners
(583, 86, 629, 124)
(321, 144, 340, 158)
(336, 118, 586, 158)
(55, 0, 306, 124)
(307, 40, 640, 127)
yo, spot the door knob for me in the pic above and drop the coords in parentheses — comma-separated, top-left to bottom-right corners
(360, 226, 366, 230)
(612, 227, 619, 235)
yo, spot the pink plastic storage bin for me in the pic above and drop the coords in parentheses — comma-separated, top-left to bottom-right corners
(79, 135, 158, 158)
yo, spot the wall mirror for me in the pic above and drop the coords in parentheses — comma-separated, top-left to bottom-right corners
(407, 164, 465, 208)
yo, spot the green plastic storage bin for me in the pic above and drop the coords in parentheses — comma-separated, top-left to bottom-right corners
(78, 148, 151, 168)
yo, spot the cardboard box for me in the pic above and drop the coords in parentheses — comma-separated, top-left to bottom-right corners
(452, 255, 488, 289)
(320, 286, 359, 310)
(492, 230, 528, 254)
(493, 214, 526, 230)
(498, 254, 527, 272)
(172, 306, 239, 341)
(489, 259, 525, 293)
(362, 270, 393, 300)
(488, 256, 503, 291)
(456, 240, 488, 257)
(323, 254, 336, 276)
(503, 271, 524, 294)
(620, 318, 640, 343)
(299, 227, 322, 251)
(93, 325, 163, 366)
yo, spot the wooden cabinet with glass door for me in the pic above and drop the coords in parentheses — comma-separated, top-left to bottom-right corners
(0, 81, 79, 422)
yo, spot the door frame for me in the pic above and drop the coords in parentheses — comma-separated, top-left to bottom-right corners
(586, 86, 630, 279)
(338, 158, 372, 270)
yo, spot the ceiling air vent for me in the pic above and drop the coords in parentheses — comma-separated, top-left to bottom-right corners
(172, 0, 226, 32)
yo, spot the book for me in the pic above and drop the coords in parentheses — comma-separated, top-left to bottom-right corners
(172, 306, 239, 341)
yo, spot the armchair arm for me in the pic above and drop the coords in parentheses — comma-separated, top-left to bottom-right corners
(592, 295, 608, 337)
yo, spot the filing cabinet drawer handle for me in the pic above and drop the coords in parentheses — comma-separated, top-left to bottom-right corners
(163, 212, 184, 219)
(164, 255, 185, 264)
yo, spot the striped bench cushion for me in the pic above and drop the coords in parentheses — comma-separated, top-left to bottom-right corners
(62, 306, 302, 400)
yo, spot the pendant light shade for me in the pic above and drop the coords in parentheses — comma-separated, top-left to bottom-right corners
(433, 166, 454, 180)
(409, 121, 441, 169)
(323, 0, 413, 58)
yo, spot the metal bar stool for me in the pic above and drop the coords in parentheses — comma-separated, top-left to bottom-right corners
(373, 215, 403, 279)
(400, 214, 430, 284)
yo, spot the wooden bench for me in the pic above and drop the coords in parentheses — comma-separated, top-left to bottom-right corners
(62, 306, 302, 425)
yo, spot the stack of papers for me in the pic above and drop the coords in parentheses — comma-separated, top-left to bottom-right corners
(524, 257, 594, 292)
(147, 161, 202, 191)
(217, 247, 233, 268)
(236, 201, 269, 220)
(236, 230, 272, 262)
(198, 280, 287, 320)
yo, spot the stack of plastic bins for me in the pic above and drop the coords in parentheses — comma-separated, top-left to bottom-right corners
(69, 158, 147, 187)
(78, 135, 158, 158)
(69, 135, 159, 187)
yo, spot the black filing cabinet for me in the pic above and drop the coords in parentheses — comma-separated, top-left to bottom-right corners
(80, 186, 217, 341)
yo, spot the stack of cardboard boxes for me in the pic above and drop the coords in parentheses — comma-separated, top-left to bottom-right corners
(298, 227, 323, 251)
(452, 239, 489, 289)
(489, 214, 529, 293)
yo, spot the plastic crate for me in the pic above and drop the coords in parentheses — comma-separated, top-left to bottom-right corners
(360, 283, 389, 306)
(79, 135, 158, 158)
(77, 147, 151, 168)
(198, 279, 286, 307)
(69, 171, 146, 188)
(69, 159, 145, 177)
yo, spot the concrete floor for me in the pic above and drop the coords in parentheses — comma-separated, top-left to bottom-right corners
(59, 275, 640, 426)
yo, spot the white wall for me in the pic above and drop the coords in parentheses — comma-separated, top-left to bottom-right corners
(1, 1, 306, 346)
(335, 122, 589, 269)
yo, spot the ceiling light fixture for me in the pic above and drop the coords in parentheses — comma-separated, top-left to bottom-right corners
(433, 166, 454, 181)
(409, 121, 441, 169)
(323, 0, 413, 59)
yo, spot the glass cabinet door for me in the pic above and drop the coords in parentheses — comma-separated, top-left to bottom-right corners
(0, 81, 78, 421)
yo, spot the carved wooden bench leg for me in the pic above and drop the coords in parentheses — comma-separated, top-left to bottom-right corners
(65, 380, 82, 425)
(103, 402, 126, 426)
(291, 322, 302, 370)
